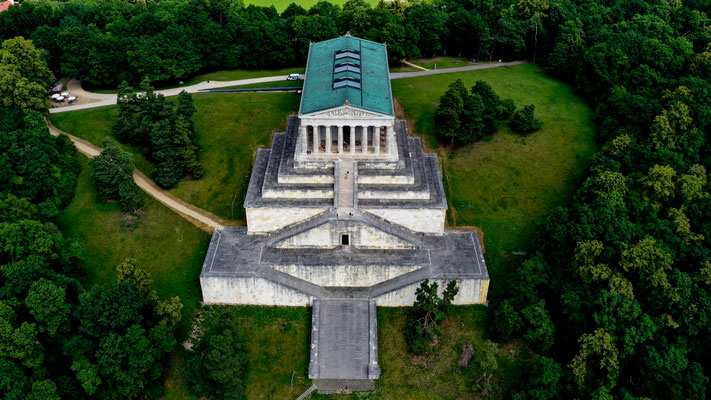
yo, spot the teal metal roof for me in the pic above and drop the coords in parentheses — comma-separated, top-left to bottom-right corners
(299, 35, 394, 116)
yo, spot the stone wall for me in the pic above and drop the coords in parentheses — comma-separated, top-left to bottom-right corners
(273, 264, 422, 286)
(262, 188, 334, 199)
(358, 190, 429, 200)
(358, 174, 413, 185)
(375, 279, 489, 306)
(278, 174, 334, 184)
(201, 276, 313, 306)
(363, 208, 446, 234)
(278, 221, 415, 249)
(246, 207, 328, 233)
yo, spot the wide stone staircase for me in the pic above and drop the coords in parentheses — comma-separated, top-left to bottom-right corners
(309, 299, 379, 391)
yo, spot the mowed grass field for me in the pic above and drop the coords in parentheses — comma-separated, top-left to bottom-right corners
(391, 63, 597, 301)
(51, 92, 301, 221)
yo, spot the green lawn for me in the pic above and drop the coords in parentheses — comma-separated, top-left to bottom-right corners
(57, 156, 211, 398)
(375, 307, 527, 399)
(409, 56, 478, 70)
(188, 306, 313, 399)
(392, 64, 597, 301)
(51, 92, 301, 221)
(58, 157, 211, 339)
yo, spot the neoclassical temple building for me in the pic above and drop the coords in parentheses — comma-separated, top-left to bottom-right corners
(200, 34, 489, 390)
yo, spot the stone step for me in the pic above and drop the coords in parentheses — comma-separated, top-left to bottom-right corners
(310, 298, 376, 381)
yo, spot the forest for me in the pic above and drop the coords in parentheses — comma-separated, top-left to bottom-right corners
(1, 0, 711, 398)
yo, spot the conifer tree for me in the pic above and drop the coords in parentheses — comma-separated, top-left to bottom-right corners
(510, 104, 543, 134)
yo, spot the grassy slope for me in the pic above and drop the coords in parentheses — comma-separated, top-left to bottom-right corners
(51, 92, 301, 221)
(190, 306, 313, 399)
(410, 56, 478, 69)
(391, 64, 597, 301)
(375, 307, 527, 400)
(57, 157, 211, 398)
(60, 158, 314, 399)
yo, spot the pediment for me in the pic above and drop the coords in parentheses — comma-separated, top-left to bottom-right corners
(303, 105, 392, 119)
(274, 219, 418, 250)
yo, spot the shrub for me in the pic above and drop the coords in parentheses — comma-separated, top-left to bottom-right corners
(88, 138, 143, 212)
(510, 104, 543, 134)
(187, 311, 249, 400)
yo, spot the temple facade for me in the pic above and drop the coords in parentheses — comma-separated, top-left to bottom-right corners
(199, 34, 489, 388)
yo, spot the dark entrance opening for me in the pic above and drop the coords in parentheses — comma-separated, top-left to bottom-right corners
(341, 234, 350, 246)
(344, 126, 351, 150)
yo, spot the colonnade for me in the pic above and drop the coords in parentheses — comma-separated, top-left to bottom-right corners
(299, 124, 394, 156)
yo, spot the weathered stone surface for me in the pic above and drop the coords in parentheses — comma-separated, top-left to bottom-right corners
(273, 264, 421, 287)
(363, 208, 446, 234)
(375, 278, 489, 306)
(201, 276, 313, 306)
(245, 207, 328, 233)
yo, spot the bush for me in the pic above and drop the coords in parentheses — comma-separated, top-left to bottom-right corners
(88, 138, 143, 212)
(510, 104, 543, 134)
(434, 79, 516, 144)
(187, 310, 249, 400)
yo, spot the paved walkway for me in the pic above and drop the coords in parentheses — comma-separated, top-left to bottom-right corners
(48, 61, 527, 114)
(49, 75, 291, 114)
(336, 159, 356, 211)
(46, 119, 224, 233)
(317, 299, 370, 380)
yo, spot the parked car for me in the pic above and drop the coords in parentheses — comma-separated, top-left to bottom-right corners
(286, 73, 300, 81)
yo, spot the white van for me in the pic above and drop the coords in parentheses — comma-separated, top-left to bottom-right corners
(286, 73, 300, 81)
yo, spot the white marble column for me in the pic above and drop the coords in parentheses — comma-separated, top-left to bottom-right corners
(326, 126, 332, 154)
(374, 126, 380, 155)
(337, 125, 343, 154)
(312, 125, 319, 154)
(350, 125, 356, 155)
(300, 125, 308, 155)
(386, 124, 394, 155)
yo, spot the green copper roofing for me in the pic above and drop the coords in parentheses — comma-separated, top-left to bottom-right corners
(299, 35, 394, 116)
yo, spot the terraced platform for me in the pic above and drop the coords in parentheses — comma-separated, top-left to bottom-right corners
(200, 116, 489, 391)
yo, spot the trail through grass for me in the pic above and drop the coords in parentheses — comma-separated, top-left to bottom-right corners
(51, 92, 301, 221)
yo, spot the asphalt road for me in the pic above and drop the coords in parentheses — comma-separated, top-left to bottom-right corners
(48, 61, 527, 114)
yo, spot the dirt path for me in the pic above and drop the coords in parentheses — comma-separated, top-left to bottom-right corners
(390, 60, 527, 79)
(46, 119, 225, 233)
(400, 60, 429, 71)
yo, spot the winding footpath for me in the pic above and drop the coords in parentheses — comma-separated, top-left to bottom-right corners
(46, 119, 225, 233)
(48, 61, 526, 114)
(46, 61, 527, 232)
